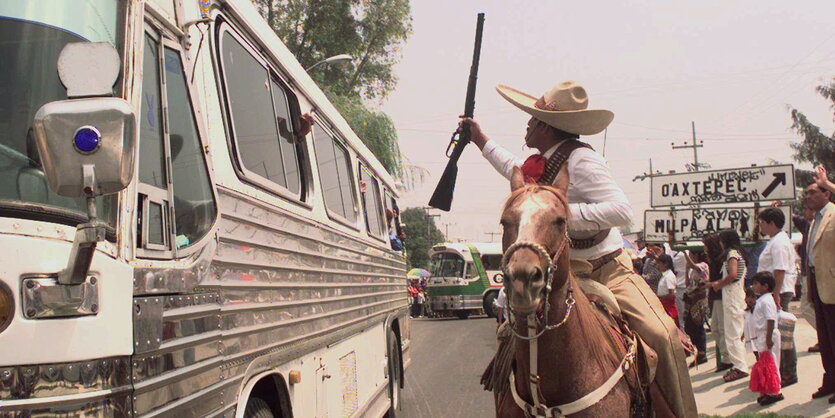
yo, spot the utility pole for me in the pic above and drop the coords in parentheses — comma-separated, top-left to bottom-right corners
(671, 121, 705, 171)
(484, 232, 502, 242)
(440, 222, 454, 239)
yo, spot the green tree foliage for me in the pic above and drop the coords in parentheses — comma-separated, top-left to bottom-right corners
(400, 207, 445, 269)
(254, 0, 412, 100)
(789, 77, 835, 194)
(252, 0, 417, 182)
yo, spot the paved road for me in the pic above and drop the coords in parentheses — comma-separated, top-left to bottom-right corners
(400, 316, 497, 418)
(399, 302, 831, 417)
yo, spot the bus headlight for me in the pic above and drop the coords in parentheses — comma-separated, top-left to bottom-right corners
(0, 282, 13, 334)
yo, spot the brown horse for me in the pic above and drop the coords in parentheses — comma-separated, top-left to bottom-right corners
(494, 168, 647, 417)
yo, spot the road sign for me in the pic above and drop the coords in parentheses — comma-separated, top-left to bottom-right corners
(643, 206, 792, 243)
(650, 164, 795, 207)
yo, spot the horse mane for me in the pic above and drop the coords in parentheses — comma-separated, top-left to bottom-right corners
(502, 184, 569, 217)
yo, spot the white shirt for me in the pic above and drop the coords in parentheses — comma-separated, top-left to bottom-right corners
(495, 287, 509, 322)
(672, 251, 688, 288)
(752, 293, 780, 353)
(481, 140, 633, 260)
(758, 231, 798, 295)
(657, 270, 677, 297)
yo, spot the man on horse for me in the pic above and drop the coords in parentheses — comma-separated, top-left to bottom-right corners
(463, 81, 698, 417)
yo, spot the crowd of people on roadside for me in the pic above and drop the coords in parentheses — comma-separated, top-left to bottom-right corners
(407, 278, 427, 318)
(633, 165, 835, 407)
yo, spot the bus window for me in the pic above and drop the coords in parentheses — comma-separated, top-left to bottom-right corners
(313, 124, 357, 223)
(429, 252, 465, 278)
(219, 29, 304, 199)
(359, 165, 384, 238)
(163, 47, 217, 248)
(481, 254, 503, 272)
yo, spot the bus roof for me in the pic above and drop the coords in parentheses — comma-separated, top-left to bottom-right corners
(430, 242, 502, 256)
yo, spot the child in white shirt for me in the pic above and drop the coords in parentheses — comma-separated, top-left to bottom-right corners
(749, 272, 783, 406)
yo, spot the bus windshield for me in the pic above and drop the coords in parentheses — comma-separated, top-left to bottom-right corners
(429, 252, 465, 278)
(0, 1, 124, 230)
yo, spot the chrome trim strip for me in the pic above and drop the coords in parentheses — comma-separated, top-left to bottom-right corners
(0, 386, 130, 407)
(204, 280, 403, 289)
(221, 305, 402, 367)
(213, 255, 399, 279)
(220, 299, 404, 340)
(133, 356, 222, 394)
(219, 290, 405, 312)
(219, 234, 404, 274)
(139, 377, 240, 418)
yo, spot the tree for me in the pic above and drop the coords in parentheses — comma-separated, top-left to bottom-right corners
(789, 77, 835, 195)
(251, 0, 419, 185)
(254, 0, 412, 100)
(400, 207, 445, 269)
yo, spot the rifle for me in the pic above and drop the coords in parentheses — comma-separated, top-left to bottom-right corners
(428, 13, 485, 211)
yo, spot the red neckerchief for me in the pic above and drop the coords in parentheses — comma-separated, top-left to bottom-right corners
(521, 154, 546, 184)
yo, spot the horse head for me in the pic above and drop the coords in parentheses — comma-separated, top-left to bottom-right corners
(500, 167, 570, 316)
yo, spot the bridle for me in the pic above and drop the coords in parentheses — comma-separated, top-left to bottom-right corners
(501, 231, 574, 340)
(501, 231, 637, 418)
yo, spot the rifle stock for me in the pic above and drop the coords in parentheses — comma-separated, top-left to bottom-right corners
(428, 13, 485, 211)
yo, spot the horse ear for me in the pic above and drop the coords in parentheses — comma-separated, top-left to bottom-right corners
(552, 166, 570, 192)
(511, 166, 525, 191)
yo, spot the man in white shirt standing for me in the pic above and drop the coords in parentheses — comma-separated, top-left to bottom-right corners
(462, 81, 696, 417)
(757, 207, 798, 387)
(672, 250, 689, 329)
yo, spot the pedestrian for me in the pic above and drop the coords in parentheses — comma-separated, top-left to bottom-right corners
(463, 80, 696, 415)
(704, 233, 733, 372)
(656, 254, 679, 325)
(408, 280, 420, 318)
(792, 204, 820, 351)
(748, 272, 784, 406)
(672, 249, 689, 329)
(642, 243, 664, 292)
(684, 251, 709, 367)
(706, 229, 749, 383)
(756, 207, 798, 387)
(495, 286, 508, 324)
(417, 290, 426, 318)
(804, 166, 835, 402)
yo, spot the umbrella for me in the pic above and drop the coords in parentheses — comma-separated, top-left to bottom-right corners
(407, 268, 431, 278)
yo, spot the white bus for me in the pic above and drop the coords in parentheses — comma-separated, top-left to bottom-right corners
(0, 0, 409, 416)
(426, 243, 502, 319)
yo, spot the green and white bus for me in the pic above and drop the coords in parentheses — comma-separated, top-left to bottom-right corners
(426, 243, 503, 319)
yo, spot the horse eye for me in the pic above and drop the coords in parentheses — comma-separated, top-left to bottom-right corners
(554, 218, 566, 227)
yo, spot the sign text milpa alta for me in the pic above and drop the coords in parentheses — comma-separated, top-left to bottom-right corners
(650, 164, 796, 207)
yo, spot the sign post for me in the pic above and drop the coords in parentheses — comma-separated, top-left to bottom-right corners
(650, 164, 795, 207)
(643, 206, 792, 243)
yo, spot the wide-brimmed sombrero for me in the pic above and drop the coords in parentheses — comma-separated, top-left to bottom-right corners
(496, 81, 614, 135)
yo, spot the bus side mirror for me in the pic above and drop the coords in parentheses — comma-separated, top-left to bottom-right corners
(31, 42, 137, 285)
(32, 42, 136, 198)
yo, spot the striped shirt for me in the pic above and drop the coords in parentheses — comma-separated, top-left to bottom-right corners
(722, 249, 747, 282)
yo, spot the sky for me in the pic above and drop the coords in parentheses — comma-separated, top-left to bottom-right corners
(381, 0, 835, 243)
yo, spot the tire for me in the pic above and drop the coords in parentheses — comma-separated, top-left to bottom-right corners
(483, 291, 499, 318)
(386, 329, 402, 417)
(244, 397, 274, 418)
(456, 310, 470, 320)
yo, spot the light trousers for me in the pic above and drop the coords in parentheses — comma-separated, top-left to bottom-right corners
(573, 252, 698, 417)
(721, 279, 748, 371)
(675, 287, 686, 329)
(710, 299, 729, 366)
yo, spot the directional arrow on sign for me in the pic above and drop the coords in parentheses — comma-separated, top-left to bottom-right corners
(761, 172, 787, 198)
